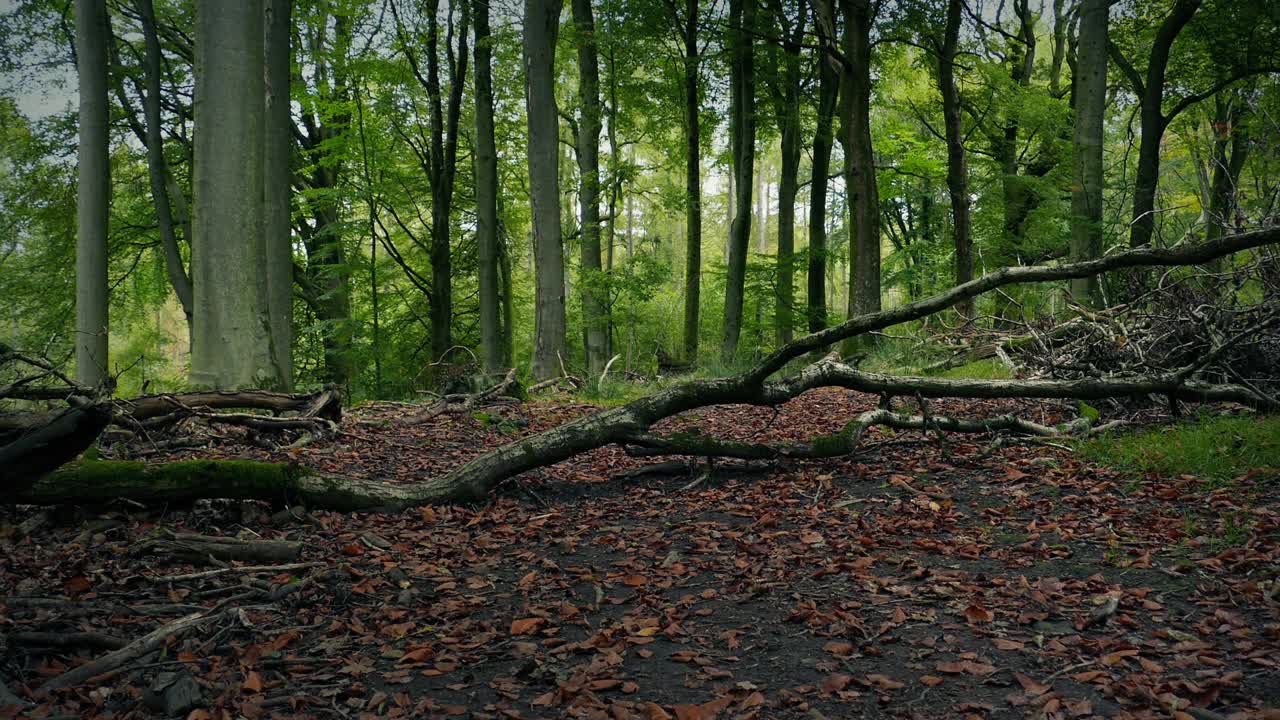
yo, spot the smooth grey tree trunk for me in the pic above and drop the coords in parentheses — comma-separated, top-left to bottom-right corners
(1069, 0, 1109, 306)
(475, 0, 502, 373)
(191, 0, 279, 390)
(721, 0, 755, 364)
(573, 0, 609, 377)
(75, 0, 110, 387)
(264, 0, 293, 389)
(526, 0, 567, 380)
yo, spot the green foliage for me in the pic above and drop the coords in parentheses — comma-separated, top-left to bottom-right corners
(1079, 413, 1280, 484)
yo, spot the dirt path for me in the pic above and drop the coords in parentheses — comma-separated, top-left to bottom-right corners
(2, 389, 1276, 719)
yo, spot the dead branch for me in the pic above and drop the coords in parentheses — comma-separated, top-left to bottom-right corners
(37, 609, 229, 693)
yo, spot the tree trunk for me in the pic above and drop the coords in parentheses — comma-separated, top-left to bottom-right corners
(573, 0, 609, 377)
(808, 4, 839, 333)
(1070, 0, 1109, 306)
(938, 0, 972, 323)
(994, 0, 1037, 325)
(1205, 93, 1249, 256)
(526, 0, 567, 380)
(771, 1, 805, 347)
(681, 0, 702, 363)
(191, 0, 278, 390)
(842, 0, 880, 337)
(1124, 0, 1202, 248)
(75, 0, 110, 388)
(474, 0, 502, 373)
(263, 0, 293, 389)
(135, 0, 193, 335)
(721, 0, 755, 364)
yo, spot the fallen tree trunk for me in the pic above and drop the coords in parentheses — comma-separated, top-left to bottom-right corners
(1, 402, 112, 495)
(7, 228, 1279, 509)
(123, 386, 342, 423)
(138, 530, 303, 565)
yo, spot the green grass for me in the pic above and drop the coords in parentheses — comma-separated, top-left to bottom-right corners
(1078, 413, 1280, 484)
(936, 358, 1014, 380)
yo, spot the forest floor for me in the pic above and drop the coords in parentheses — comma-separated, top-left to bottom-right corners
(2, 389, 1278, 720)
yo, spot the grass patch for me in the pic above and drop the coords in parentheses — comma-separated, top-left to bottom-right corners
(1078, 413, 1280, 484)
(936, 358, 1014, 380)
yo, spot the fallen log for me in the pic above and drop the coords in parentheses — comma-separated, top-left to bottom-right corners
(137, 529, 302, 565)
(4, 227, 1278, 509)
(0, 402, 113, 495)
(121, 387, 341, 422)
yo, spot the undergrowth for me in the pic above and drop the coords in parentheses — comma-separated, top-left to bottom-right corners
(1078, 413, 1280, 484)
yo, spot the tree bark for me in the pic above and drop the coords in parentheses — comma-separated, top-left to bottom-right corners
(938, 0, 972, 323)
(808, 12, 839, 333)
(573, 0, 609, 377)
(135, 0, 194, 335)
(841, 0, 881, 339)
(721, 0, 756, 364)
(75, 0, 110, 388)
(474, 0, 502, 373)
(681, 0, 703, 362)
(1205, 93, 1249, 257)
(526, 0, 568, 380)
(1070, 0, 1109, 306)
(263, 0, 294, 389)
(191, 0, 278, 390)
(1120, 0, 1202, 248)
(770, 0, 805, 347)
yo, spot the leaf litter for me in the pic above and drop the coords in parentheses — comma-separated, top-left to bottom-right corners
(1, 388, 1277, 719)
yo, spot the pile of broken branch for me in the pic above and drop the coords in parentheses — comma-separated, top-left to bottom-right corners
(924, 258, 1280, 412)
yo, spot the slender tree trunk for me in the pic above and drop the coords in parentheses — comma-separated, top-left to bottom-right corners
(135, 0, 193, 339)
(526, 0, 567, 380)
(1069, 0, 1109, 306)
(721, 0, 755, 364)
(994, 0, 1036, 325)
(192, 0, 278, 390)
(1205, 94, 1249, 272)
(474, 0, 501, 372)
(75, 0, 110, 388)
(938, 0, 972, 323)
(681, 0, 702, 362)
(841, 0, 880, 335)
(1124, 0, 1202, 248)
(1050, 0, 1068, 97)
(772, 5, 804, 347)
(808, 6, 838, 333)
(263, 0, 293, 389)
(573, 0, 608, 377)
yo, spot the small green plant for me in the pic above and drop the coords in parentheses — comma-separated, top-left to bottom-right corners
(937, 358, 1014, 380)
